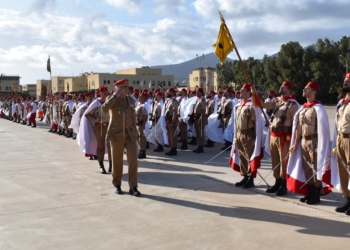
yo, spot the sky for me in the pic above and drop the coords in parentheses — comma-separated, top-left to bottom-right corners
(0, 0, 349, 84)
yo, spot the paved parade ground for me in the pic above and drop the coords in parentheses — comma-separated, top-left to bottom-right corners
(0, 106, 349, 250)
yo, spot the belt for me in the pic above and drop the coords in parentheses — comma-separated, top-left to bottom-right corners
(270, 131, 291, 151)
(339, 132, 350, 138)
(302, 134, 318, 140)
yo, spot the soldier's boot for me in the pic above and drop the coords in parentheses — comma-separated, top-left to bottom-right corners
(22, 120, 26, 125)
(167, 148, 177, 156)
(193, 146, 204, 153)
(266, 178, 281, 193)
(306, 186, 321, 205)
(99, 162, 107, 174)
(108, 161, 112, 173)
(300, 184, 314, 203)
(146, 142, 149, 149)
(154, 144, 163, 152)
(336, 197, 350, 213)
(178, 141, 188, 150)
(40, 118, 43, 121)
(204, 139, 214, 148)
(89, 156, 94, 160)
(188, 136, 197, 145)
(115, 185, 123, 195)
(243, 176, 255, 188)
(235, 175, 249, 187)
(72, 133, 77, 140)
(93, 155, 98, 160)
(27, 122, 32, 126)
(138, 150, 146, 159)
(137, 150, 142, 157)
(221, 140, 231, 151)
(67, 131, 73, 138)
(57, 128, 62, 135)
(276, 179, 287, 196)
(48, 128, 53, 133)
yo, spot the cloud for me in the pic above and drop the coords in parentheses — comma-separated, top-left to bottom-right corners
(154, 0, 186, 14)
(104, 0, 143, 14)
(25, 0, 57, 14)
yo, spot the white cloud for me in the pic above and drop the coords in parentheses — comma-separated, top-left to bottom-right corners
(25, 0, 58, 14)
(104, 0, 143, 14)
(154, 0, 186, 14)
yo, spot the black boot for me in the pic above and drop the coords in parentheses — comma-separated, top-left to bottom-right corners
(204, 140, 214, 148)
(188, 136, 197, 145)
(146, 142, 149, 149)
(193, 146, 204, 153)
(108, 161, 112, 173)
(99, 162, 107, 174)
(154, 144, 163, 152)
(67, 131, 73, 138)
(167, 148, 177, 156)
(266, 178, 281, 193)
(243, 176, 255, 188)
(115, 185, 123, 195)
(235, 175, 249, 187)
(335, 197, 350, 213)
(93, 155, 98, 160)
(138, 150, 146, 159)
(27, 122, 32, 126)
(48, 128, 53, 133)
(306, 186, 321, 205)
(178, 141, 188, 150)
(276, 179, 287, 196)
(221, 140, 231, 151)
(129, 187, 141, 197)
(89, 156, 94, 160)
(300, 184, 314, 203)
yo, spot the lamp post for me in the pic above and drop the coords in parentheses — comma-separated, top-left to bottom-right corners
(196, 54, 205, 90)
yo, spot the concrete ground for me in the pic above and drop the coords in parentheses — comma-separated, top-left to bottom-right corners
(0, 106, 349, 250)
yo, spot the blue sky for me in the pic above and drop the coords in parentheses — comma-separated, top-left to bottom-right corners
(1, 0, 349, 84)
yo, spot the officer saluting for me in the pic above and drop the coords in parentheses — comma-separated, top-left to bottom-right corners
(101, 79, 141, 197)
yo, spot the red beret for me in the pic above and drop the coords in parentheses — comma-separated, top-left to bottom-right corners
(268, 90, 275, 94)
(241, 84, 251, 91)
(306, 81, 320, 91)
(156, 91, 164, 97)
(74, 94, 79, 97)
(99, 86, 108, 93)
(114, 79, 129, 87)
(67, 94, 72, 98)
(345, 73, 350, 79)
(60, 92, 64, 96)
(225, 88, 231, 92)
(235, 91, 240, 94)
(140, 93, 149, 98)
(167, 88, 175, 93)
(208, 90, 216, 95)
(134, 89, 139, 93)
(181, 88, 187, 93)
(197, 88, 204, 93)
(218, 90, 223, 94)
(79, 94, 85, 98)
(282, 81, 294, 88)
(142, 89, 149, 94)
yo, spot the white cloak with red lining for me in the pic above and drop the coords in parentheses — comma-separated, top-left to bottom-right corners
(286, 103, 332, 195)
(229, 100, 264, 177)
(330, 100, 348, 191)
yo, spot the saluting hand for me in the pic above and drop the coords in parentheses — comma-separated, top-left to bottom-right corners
(114, 88, 122, 97)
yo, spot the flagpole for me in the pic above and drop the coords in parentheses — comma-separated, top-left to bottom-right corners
(218, 11, 269, 125)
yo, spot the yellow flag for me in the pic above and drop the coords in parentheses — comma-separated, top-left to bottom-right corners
(213, 21, 235, 64)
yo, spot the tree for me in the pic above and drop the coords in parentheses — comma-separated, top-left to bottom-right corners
(216, 60, 235, 90)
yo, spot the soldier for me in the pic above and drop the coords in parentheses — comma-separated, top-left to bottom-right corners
(178, 88, 189, 150)
(220, 88, 233, 150)
(253, 81, 299, 196)
(151, 91, 165, 152)
(331, 72, 350, 215)
(204, 90, 216, 148)
(85, 86, 112, 174)
(63, 95, 74, 138)
(164, 88, 179, 156)
(28, 97, 37, 128)
(231, 84, 263, 188)
(193, 88, 207, 153)
(235, 90, 241, 102)
(265, 90, 276, 117)
(101, 79, 141, 197)
(288, 82, 330, 205)
(135, 92, 149, 159)
(57, 93, 65, 135)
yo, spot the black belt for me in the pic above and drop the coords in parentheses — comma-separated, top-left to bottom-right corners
(339, 132, 350, 139)
(302, 134, 317, 140)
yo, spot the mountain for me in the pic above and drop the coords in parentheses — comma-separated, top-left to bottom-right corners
(150, 52, 234, 84)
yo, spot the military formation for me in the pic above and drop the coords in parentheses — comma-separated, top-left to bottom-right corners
(1, 74, 350, 215)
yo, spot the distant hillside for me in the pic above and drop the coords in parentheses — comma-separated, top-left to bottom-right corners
(150, 52, 234, 84)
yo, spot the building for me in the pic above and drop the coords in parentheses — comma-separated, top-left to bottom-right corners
(0, 74, 21, 96)
(51, 76, 71, 94)
(188, 67, 220, 92)
(63, 75, 88, 93)
(86, 67, 174, 93)
(22, 84, 37, 97)
(36, 80, 52, 98)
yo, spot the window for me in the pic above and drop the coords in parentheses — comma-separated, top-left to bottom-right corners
(107, 80, 110, 84)
(6, 87, 8, 90)
(168, 81, 171, 86)
(133, 81, 135, 85)
(137, 81, 139, 85)
(152, 81, 155, 86)
(103, 80, 106, 85)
